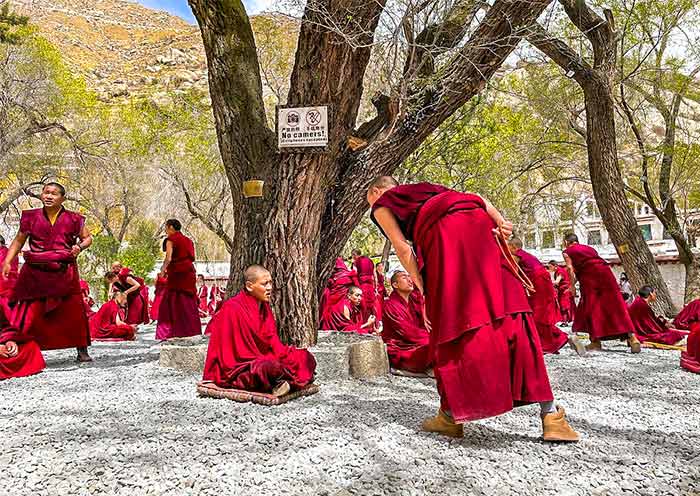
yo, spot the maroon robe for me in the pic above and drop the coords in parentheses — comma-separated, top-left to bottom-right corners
(89, 300, 136, 341)
(564, 243, 633, 341)
(114, 268, 149, 325)
(203, 291, 316, 392)
(515, 249, 569, 354)
(319, 258, 358, 327)
(355, 256, 379, 321)
(628, 296, 687, 346)
(673, 299, 700, 330)
(681, 322, 700, 373)
(321, 297, 368, 333)
(11, 207, 90, 350)
(0, 245, 19, 316)
(376, 271, 387, 321)
(156, 232, 201, 340)
(382, 290, 432, 372)
(554, 266, 575, 323)
(79, 279, 95, 319)
(150, 274, 168, 321)
(372, 183, 552, 422)
(0, 304, 45, 380)
(197, 285, 209, 317)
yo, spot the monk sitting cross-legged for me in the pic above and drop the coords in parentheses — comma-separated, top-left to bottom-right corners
(320, 286, 377, 334)
(381, 271, 432, 374)
(203, 265, 316, 397)
(368, 176, 579, 442)
(0, 300, 45, 381)
(89, 291, 137, 341)
(628, 286, 687, 347)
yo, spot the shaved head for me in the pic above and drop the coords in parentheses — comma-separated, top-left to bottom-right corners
(564, 233, 578, 244)
(244, 264, 270, 283)
(508, 237, 523, 249)
(367, 176, 399, 207)
(390, 270, 406, 285)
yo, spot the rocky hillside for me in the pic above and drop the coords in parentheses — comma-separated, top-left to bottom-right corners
(13, 0, 208, 101)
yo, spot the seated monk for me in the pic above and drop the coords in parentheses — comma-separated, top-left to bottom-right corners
(80, 279, 96, 319)
(320, 286, 376, 333)
(0, 302, 45, 381)
(681, 322, 700, 373)
(203, 265, 316, 397)
(629, 286, 687, 346)
(673, 298, 700, 331)
(90, 292, 137, 341)
(382, 271, 432, 373)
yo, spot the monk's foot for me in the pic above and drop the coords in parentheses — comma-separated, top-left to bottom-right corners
(421, 410, 463, 438)
(541, 406, 580, 443)
(628, 336, 642, 354)
(568, 335, 587, 357)
(76, 351, 93, 363)
(425, 368, 435, 378)
(272, 381, 290, 397)
(585, 340, 602, 352)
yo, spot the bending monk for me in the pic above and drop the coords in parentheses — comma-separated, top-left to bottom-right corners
(321, 286, 377, 333)
(507, 239, 584, 356)
(105, 270, 148, 325)
(203, 265, 316, 396)
(368, 177, 578, 442)
(563, 234, 641, 353)
(90, 291, 137, 341)
(352, 249, 380, 322)
(628, 286, 687, 346)
(156, 219, 201, 340)
(547, 261, 575, 324)
(382, 271, 432, 373)
(2, 182, 92, 362)
(673, 298, 700, 331)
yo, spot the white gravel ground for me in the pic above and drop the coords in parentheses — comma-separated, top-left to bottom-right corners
(1, 325, 699, 496)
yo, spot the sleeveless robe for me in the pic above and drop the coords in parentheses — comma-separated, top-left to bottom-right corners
(381, 290, 431, 372)
(89, 300, 136, 341)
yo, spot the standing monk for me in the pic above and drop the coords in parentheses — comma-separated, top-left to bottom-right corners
(507, 239, 584, 356)
(2, 183, 92, 362)
(352, 249, 380, 322)
(382, 271, 432, 374)
(368, 177, 578, 441)
(628, 286, 687, 347)
(197, 274, 209, 318)
(547, 261, 575, 324)
(563, 234, 641, 353)
(203, 265, 316, 396)
(155, 219, 201, 340)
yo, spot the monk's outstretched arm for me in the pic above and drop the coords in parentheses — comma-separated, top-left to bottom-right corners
(563, 253, 576, 290)
(2, 232, 28, 279)
(373, 208, 423, 293)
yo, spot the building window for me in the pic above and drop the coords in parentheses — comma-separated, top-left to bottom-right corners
(643, 205, 651, 215)
(560, 201, 575, 222)
(587, 229, 602, 245)
(542, 230, 555, 249)
(585, 202, 599, 219)
(525, 231, 536, 248)
(640, 224, 652, 241)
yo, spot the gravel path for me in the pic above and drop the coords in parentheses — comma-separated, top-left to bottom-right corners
(1, 325, 698, 496)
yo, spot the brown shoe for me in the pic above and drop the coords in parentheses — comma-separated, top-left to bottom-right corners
(542, 406, 580, 442)
(585, 340, 602, 352)
(421, 410, 463, 438)
(568, 335, 587, 357)
(272, 381, 290, 397)
(628, 335, 642, 354)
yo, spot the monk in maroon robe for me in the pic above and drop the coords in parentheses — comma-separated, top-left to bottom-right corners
(2, 182, 92, 362)
(563, 234, 641, 353)
(352, 250, 380, 322)
(107, 269, 149, 325)
(197, 275, 209, 318)
(321, 286, 377, 333)
(156, 219, 201, 340)
(508, 239, 583, 356)
(0, 235, 18, 316)
(673, 298, 700, 330)
(547, 261, 574, 324)
(681, 322, 700, 373)
(150, 274, 168, 321)
(0, 302, 45, 380)
(368, 176, 578, 442)
(382, 271, 432, 373)
(319, 258, 358, 327)
(203, 265, 316, 396)
(80, 279, 96, 319)
(628, 286, 687, 346)
(90, 292, 137, 341)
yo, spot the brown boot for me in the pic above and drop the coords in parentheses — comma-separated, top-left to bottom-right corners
(586, 340, 602, 352)
(421, 410, 463, 438)
(628, 335, 642, 354)
(272, 381, 290, 397)
(542, 406, 580, 442)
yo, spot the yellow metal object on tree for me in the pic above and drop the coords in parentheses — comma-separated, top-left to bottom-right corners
(618, 243, 629, 254)
(243, 180, 264, 198)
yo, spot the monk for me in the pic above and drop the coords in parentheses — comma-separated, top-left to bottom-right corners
(673, 298, 700, 330)
(80, 279, 96, 319)
(150, 273, 168, 321)
(508, 239, 584, 356)
(352, 249, 379, 322)
(208, 283, 225, 315)
(2, 182, 92, 362)
(90, 291, 137, 341)
(203, 265, 316, 396)
(155, 219, 201, 340)
(563, 234, 641, 353)
(0, 303, 45, 380)
(368, 176, 578, 442)
(321, 286, 377, 333)
(382, 271, 432, 373)
(104, 271, 146, 325)
(318, 258, 358, 327)
(681, 321, 700, 374)
(628, 286, 687, 346)
(197, 274, 209, 318)
(0, 235, 18, 315)
(548, 261, 575, 324)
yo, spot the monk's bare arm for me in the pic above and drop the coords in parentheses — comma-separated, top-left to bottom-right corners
(373, 208, 423, 293)
(563, 253, 576, 290)
(479, 196, 513, 238)
(2, 232, 28, 278)
(159, 240, 174, 277)
(123, 276, 141, 294)
(78, 225, 92, 251)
